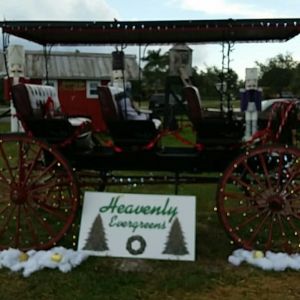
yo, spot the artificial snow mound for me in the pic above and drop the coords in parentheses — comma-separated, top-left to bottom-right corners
(0, 247, 89, 277)
(229, 248, 300, 271)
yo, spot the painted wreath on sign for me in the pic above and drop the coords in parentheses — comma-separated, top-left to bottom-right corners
(126, 235, 147, 255)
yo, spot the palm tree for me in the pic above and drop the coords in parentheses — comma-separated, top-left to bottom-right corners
(142, 49, 169, 94)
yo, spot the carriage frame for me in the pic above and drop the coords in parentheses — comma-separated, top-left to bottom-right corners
(1, 18, 300, 253)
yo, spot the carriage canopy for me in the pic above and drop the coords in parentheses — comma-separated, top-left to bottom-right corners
(1, 18, 300, 45)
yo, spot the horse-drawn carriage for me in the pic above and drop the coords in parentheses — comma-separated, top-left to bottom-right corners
(1, 18, 300, 253)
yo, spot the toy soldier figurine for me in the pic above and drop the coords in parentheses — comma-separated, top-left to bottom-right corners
(240, 68, 262, 141)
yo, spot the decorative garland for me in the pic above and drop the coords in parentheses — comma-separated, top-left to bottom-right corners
(126, 235, 146, 255)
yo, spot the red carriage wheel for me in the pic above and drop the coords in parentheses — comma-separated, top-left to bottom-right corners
(0, 134, 79, 250)
(217, 144, 300, 253)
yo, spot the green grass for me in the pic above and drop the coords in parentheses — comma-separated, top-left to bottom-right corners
(202, 99, 241, 109)
(0, 122, 10, 133)
(2, 182, 300, 300)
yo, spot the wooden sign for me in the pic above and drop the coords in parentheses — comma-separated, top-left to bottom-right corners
(78, 192, 196, 261)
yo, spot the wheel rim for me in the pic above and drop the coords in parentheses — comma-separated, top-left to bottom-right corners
(0, 135, 79, 250)
(217, 145, 300, 253)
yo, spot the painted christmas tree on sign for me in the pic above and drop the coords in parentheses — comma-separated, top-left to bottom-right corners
(83, 214, 109, 251)
(162, 217, 189, 255)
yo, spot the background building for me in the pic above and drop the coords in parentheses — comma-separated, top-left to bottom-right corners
(0, 50, 139, 131)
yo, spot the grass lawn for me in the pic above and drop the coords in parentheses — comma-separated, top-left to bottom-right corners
(1, 122, 300, 300)
(1, 181, 300, 300)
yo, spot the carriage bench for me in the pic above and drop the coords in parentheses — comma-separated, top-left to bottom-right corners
(183, 85, 244, 146)
(98, 85, 159, 149)
(11, 83, 94, 149)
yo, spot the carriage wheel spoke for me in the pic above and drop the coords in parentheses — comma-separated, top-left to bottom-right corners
(242, 161, 265, 190)
(223, 191, 253, 201)
(247, 211, 270, 245)
(277, 214, 292, 250)
(0, 170, 11, 186)
(14, 205, 21, 248)
(26, 202, 56, 238)
(0, 197, 11, 205)
(30, 177, 72, 193)
(18, 141, 26, 184)
(0, 143, 16, 184)
(276, 153, 284, 190)
(286, 216, 300, 238)
(0, 203, 12, 217)
(258, 153, 272, 189)
(23, 147, 43, 186)
(265, 216, 275, 250)
(29, 159, 58, 186)
(288, 185, 300, 197)
(35, 202, 69, 222)
(0, 205, 16, 238)
(229, 175, 254, 192)
(282, 167, 300, 193)
(225, 204, 259, 214)
(235, 209, 268, 230)
(22, 204, 40, 248)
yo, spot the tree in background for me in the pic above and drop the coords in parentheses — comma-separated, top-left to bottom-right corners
(140, 48, 300, 103)
(289, 63, 300, 97)
(142, 49, 169, 97)
(256, 53, 297, 98)
(192, 66, 239, 102)
(192, 66, 219, 100)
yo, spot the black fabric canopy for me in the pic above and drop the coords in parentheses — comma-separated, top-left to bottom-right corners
(1, 18, 300, 46)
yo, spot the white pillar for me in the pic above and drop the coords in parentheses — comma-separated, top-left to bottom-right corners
(7, 45, 25, 132)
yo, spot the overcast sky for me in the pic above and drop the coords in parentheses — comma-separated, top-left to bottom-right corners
(1, 0, 300, 78)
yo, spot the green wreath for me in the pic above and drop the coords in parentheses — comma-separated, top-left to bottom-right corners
(126, 235, 146, 255)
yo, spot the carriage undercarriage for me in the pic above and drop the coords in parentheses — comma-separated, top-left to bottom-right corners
(2, 126, 300, 253)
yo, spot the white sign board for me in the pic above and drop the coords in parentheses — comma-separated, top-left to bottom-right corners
(78, 192, 196, 261)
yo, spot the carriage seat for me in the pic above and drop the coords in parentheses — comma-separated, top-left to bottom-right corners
(98, 85, 159, 149)
(183, 85, 244, 146)
(11, 83, 93, 148)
